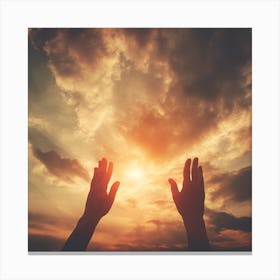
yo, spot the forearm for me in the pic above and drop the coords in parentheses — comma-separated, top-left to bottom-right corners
(183, 216, 210, 251)
(62, 215, 100, 251)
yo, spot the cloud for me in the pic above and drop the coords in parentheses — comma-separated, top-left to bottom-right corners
(209, 166, 252, 203)
(121, 220, 187, 251)
(112, 29, 251, 159)
(210, 229, 251, 251)
(121, 28, 155, 48)
(29, 28, 251, 161)
(92, 218, 188, 251)
(206, 209, 252, 233)
(32, 147, 90, 182)
(158, 29, 251, 103)
(43, 29, 107, 79)
(29, 127, 65, 156)
(29, 234, 64, 251)
(28, 208, 251, 251)
(153, 199, 174, 209)
(203, 209, 251, 250)
(28, 211, 75, 232)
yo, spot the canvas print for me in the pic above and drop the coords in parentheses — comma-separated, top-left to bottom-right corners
(28, 28, 252, 252)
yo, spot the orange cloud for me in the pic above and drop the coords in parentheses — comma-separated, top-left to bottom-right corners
(210, 229, 251, 251)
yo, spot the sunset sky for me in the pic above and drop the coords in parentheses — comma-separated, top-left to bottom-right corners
(28, 28, 252, 251)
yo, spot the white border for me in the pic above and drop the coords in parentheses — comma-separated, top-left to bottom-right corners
(1, 0, 279, 279)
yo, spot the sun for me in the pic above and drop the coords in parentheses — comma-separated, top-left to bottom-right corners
(126, 164, 145, 181)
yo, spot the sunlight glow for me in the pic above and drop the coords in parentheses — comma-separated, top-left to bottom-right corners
(126, 164, 145, 181)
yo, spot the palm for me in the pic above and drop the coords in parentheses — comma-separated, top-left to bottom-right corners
(84, 158, 119, 221)
(169, 158, 205, 221)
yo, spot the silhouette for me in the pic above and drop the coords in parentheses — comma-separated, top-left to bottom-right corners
(62, 158, 120, 251)
(168, 157, 210, 250)
(63, 157, 210, 251)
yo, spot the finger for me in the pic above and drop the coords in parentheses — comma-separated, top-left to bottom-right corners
(100, 158, 107, 175)
(108, 181, 120, 205)
(198, 166, 205, 191)
(91, 167, 100, 184)
(93, 159, 104, 182)
(192, 157, 198, 182)
(106, 161, 113, 183)
(93, 167, 98, 175)
(183, 159, 191, 189)
(92, 167, 99, 181)
(90, 167, 99, 194)
(168, 178, 179, 201)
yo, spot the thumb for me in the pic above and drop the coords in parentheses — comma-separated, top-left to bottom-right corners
(168, 178, 179, 200)
(108, 181, 120, 204)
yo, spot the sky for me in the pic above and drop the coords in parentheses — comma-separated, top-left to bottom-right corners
(28, 28, 252, 251)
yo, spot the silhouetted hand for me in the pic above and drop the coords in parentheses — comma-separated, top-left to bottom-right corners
(168, 158, 210, 250)
(83, 158, 120, 221)
(169, 158, 204, 222)
(62, 158, 119, 251)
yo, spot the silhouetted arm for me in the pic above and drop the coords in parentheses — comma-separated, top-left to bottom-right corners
(62, 158, 120, 251)
(168, 158, 210, 251)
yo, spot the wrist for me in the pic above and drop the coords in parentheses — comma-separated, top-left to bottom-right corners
(182, 215, 204, 228)
(182, 215, 210, 250)
(80, 212, 101, 228)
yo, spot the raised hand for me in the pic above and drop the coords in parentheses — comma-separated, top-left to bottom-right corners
(83, 158, 120, 221)
(169, 158, 204, 222)
(62, 158, 119, 251)
(168, 158, 210, 250)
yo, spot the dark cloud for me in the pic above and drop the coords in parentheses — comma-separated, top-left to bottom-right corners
(29, 28, 107, 78)
(28, 212, 77, 251)
(29, 128, 65, 155)
(210, 166, 252, 202)
(32, 147, 90, 182)
(29, 28, 58, 52)
(158, 28, 251, 104)
(28, 36, 55, 99)
(210, 242, 251, 251)
(28, 234, 64, 251)
(204, 209, 251, 251)
(61, 28, 106, 64)
(28, 38, 78, 134)
(122, 28, 155, 47)
(207, 209, 252, 233)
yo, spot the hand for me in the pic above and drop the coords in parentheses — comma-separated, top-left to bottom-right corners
(62, 158, 119, 251)
(83, 158, 120, 222)
(168, 157, 209, 250)
(168, 157, 205, 223)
